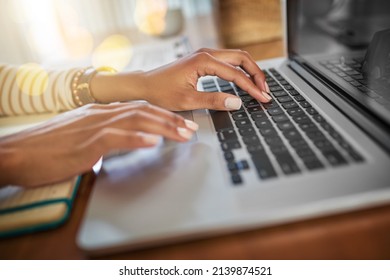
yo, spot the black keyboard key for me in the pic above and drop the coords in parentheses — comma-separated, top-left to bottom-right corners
(237, 90, 249, 97)
(296, 147, 316, 158)
(251, 152, 277, 179)
(247, 106, 263, 113)
(265, 137, 285, 148)
(289, 90, 300, 96)
(235, 118, 252, 128)
(299, 122, 317, 131)
(277, 121, 295, 131)
(242, 135, 261, 144)
(306, 130, 325, 140)
(217, 129, 238, 142)
(221, 141, 241, 151)
(322, 150, 348, 166)
(302, 156, 324, 170)
(312, 114, 326, 123)
(241, 96, 254, 102)
(231, 111, 248, 120)
(270, 144, 289, 155)
(239, 126, 257, 136)
(267, 107, 284, 116)
(283, 129, 303, 141)
(306, 107, 319, 115)
(255, 118, 272, 127)
(267, 81, 279, 87)
(244, 100, 260, 108)
(293, 114, 311, 124)
(280, 80, 289, 85)
(251, 111, 268, 120)
(289, 139, 308, 148)
(284, 85, 294, 90)
(300, 101, 312, 108)
(210, 110, 233, 131)
(270, 86, 283, 91)
(272, 90, 288, 97)
(294, 95, 305, 102)
(231, 173, 243, 185)
(247, 143, 265, 153)
(272, 114, 290, 123)
(282, 101, 299, 109)
(259, 127, 278, 137)
(277, 96, 293, 103)
(287, 108, 305, 116)
(224, 151, 235, 162)
(275, 152, 301, 174)
(314, 139, 334, 151)
(263, 100, 279, 109)
(227, 161, 238, 171)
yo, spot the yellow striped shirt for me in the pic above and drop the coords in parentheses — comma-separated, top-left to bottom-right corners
(0, 64, 82, 116)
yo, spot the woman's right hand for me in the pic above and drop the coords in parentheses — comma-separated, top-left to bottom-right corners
(0, 102, 198, 188)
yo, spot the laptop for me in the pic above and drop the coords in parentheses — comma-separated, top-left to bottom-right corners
(77, 0, 390, 255)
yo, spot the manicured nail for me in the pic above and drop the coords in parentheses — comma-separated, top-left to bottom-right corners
(224, 97, 242, 110)
(262, 91, 272, 101)
(141, 134, 161, 145)
(265, 82, 270, 93)
(177, 127, 193, 140)
(185, 119, 199, 131)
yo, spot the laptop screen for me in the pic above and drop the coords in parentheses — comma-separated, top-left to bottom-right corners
(286, 0, 390, 125)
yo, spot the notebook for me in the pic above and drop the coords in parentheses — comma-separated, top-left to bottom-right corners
(77, 0, 390, 255)
(0, 114, 81, 237)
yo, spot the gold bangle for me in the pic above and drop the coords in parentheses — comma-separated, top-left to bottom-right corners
(72, 66, 117, 106)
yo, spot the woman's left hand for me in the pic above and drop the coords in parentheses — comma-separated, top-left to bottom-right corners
(91, 48, 271, 111)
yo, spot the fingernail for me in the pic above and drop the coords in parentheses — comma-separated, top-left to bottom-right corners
(177, 127, 193, 140)
(262, 91, 272, 101)
(141, 134, 161, 145)
(265, 82, 270, 93)
(184, 119, 199, 131)
(224, 97, 242, 110)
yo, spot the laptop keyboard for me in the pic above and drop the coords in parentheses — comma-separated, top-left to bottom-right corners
(201, 68, 365, 185)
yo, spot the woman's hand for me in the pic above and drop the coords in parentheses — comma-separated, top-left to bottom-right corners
(0, 103, 198, 187)
(91, 48, 271, 111)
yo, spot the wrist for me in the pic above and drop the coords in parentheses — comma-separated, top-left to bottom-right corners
(90, 71, 148, 103)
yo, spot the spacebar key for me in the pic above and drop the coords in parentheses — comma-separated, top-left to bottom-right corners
(251, 151, 278, 179)
(210, 110, 233, 131)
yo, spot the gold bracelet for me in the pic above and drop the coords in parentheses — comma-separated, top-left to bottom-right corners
(72, 66, 117, 106)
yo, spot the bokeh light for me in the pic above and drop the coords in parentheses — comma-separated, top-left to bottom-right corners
(92, 35, 133, 71)
(134, 0, 168, 36)
(16, 63, 48, 96)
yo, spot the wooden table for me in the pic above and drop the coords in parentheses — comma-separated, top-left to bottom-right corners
(1, 15, 390, 260)
(1, 170, 390, 260)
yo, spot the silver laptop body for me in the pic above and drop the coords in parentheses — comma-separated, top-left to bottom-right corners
(77, 0, 390, 255)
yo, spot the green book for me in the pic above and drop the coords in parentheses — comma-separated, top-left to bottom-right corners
(0, 176, 80, 238)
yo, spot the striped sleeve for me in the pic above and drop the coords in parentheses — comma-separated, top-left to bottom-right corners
(0, 64, 82, 116)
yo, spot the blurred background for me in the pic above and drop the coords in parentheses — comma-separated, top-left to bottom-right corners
(0, 0, 283, 69)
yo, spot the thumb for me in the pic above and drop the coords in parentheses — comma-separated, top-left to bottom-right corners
(190, 90, 242, 111)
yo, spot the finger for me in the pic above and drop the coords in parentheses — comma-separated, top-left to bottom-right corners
(107, 110, 195, 142)
(65, 103, 199, 133)
(109, 103, 199, 132)
(78, 128, 162, 154)
(197, 48, 268, 93)
(178, 90, 241, 111)
(193, 52, 272, 103)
